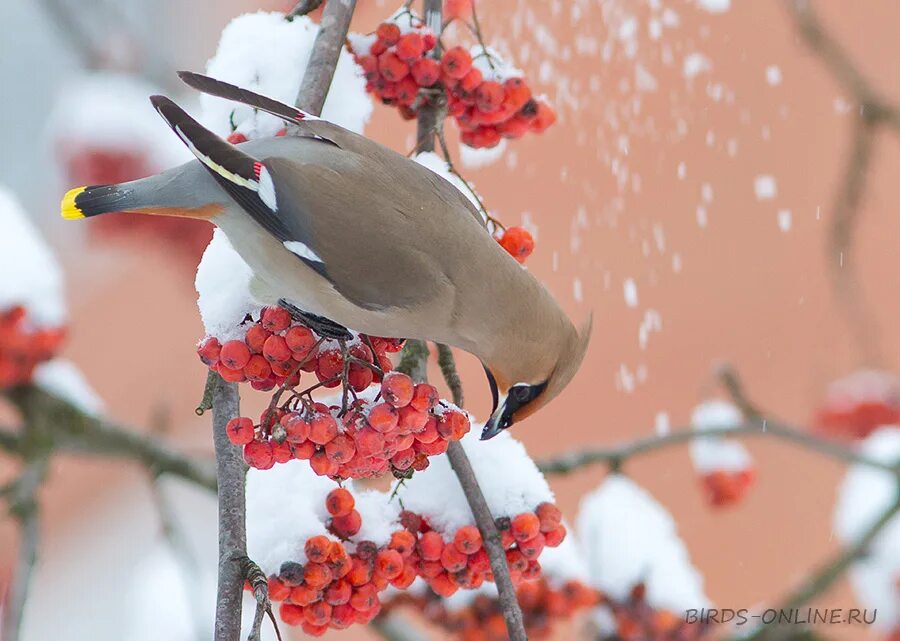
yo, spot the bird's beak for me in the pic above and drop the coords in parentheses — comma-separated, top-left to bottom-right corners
(481, 395, 508, 440)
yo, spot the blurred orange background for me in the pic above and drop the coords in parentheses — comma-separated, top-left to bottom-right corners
(1, 0, 897, 639)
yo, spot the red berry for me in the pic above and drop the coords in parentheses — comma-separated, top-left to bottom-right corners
(220, 340, 251, 370)
(331, 510, 362, 538)
(325, 434, 356, 464)
(279, 602, 304, 625)
(395, 32, 425, 62)
(382, 372, 415, 407)
(263, 334, 292, 364)
(243, 440, 274, 469)
(511, 512, 541, 542)
(376, 22, 401, 46)
(415, 437, 449, 456)
(390, 447, 416, 471)
(325, 579, 352, 606)
(535, 502, 562, 533)
(418, 530, 444, 561)
(267, 576, 290, 601)
(309, 413, 339, 445)
(398, 405, 428, 431)
(544, 523, 567, 547)
(440, 543, 468, 572)
(498, 226, 535, 263)
(316, 348, 344, 383)
(285, 325, 317, 357)
(226, 417, 255, 445)
(310, 450, 339, 476)
(244, 324, 271, 354)
(415, 417, 440, 443)
(326, 488, 355, 517)
(388, 530, 417, 557)
(260, 306, 291, 333)
(504, 77, 532, 111)
(355, 427, 385, 456)
(305, 535, 332, 563)
(454, 525, 483, 554)
(429, 572, 459, 597)
(410, 384, 439, 411)
(475, 80, 505, 113)
(442, 46, 473, 79)
(349, 583, 378, 612)
(227, 132, 248, 144)
(378, 51, 409, 82)
(272, 440, 292, 464)
(197, 337, 221, 365)
(530, 101, 557, 133)
(282, 413, 311, 442)
(243, 354, 272, 382)
(291, 440, 316, 460)
(367, 402, 400, 433)
(459, 67, 483, 93)
(411, 58, 441, 87)
(375, 549, 404, 579)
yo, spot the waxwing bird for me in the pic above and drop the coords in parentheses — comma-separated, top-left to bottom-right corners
(60, 72, 592, 439)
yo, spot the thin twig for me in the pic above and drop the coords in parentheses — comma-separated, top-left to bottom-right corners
(2, 385, 216, 491)
(196, 370, 217, 416)
(536, 421, 898, 476)
(286, 0, 325, 19)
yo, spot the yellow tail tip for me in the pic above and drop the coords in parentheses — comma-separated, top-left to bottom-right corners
(61, 187, 87, 220)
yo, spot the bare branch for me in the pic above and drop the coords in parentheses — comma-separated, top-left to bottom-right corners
(294, 0, 358, 115)
(396, 339, 431, 382)
(445, 442, 528, 641)
(211, 375, 246, 641)
(1, 458, 49, 641)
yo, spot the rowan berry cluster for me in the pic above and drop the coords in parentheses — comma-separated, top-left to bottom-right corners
(263, 487, 418, 636)
(386, 577, 599, 641)
(0, 306, 65, 388)
(399, 502, 567, 598)
(348, 13, 556, 148)
(197, 305, 398, 390)
(599, 583, 710, 641)
(814, 369, 900, 440)
(689, 401, 756, 508)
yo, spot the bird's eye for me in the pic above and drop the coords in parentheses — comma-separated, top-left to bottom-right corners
(510, 385, 533, 403)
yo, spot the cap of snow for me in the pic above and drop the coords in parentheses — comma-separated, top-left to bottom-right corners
(469, 46, 524, 83)
(195, 229, 257, 341)
(823, 369, 900, 410)
(0, 187, 65, 328)
(689, 400, 752, 473)
(34, 359, 104, 416)
(246, 460, 400, 576)
(395, 428, 554, 539)
(577, 474, 710, 612)
(201, 12, 371, 139)
(832, 427, 899, 630)
(48, 72, 192, 171)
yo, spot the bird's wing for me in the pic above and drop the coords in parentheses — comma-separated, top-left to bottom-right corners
(150, 94, 328, 278)
(176, 71, 360, 150)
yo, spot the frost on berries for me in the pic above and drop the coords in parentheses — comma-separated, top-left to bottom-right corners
(0, 188, 67, 388)
(814, 369, 900, 440)
(347, 8, 556, 149)
(689, 400, 755, 508)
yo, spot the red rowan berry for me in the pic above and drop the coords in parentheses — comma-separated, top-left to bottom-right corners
(303, 562, 332, 588)
(300, 620, 327, 637)
(331, 603, 356, 628)
(378, 51, 409, 82)
(376, 22, 401, 46)
(511, 512, 541, 542)
(325, 579, 352, 606)
(411, 58, 441, 87)
(304, 600, 332, 627)
(441, 46, 472, 79)
(535, 502, 562, 533)
(544, 523, 567, 547)
(243, 440, 274, 469)
(395, 32, 425, 62)
(291, 440, 316, 460)
(375, 549, 404, 579)
(309, 413, 339, 445)
(440, 544, 468, 572)
(430, 572, 459, 597)
(279, 602, 305, 625)
(498, 226, 535, 263)
(415, 417, 440, 443)
(418, 530, 444, 561)
(226, 417, 255, 445)
(398, 405, 428, 431)
(260, 306, 291, 333)
(197, 337, 221, 365)
(272, 439, 293, 464)
(530, 101, 557, 132)
(262, 334, 292, 364)
(267, 576, 290, 601)
(355, 426, 385, 456)
(310, 450, 339, 476)
(454, 525, 483, 554)
(285, 325, 317, 355)
(475, 81, 505, 113)
(331, 510, 362, 538)
(390, 562, 417, 589)
(388, 530, 416, 557)
(350, 583, 378, 611)
(243, 354, 272, 382)
(415, 437, 449, 456)
(220, 340, 251, 370)
(391, 447, 416, 471)
(346, 557, 373, 586)
(382, 372, 414, 407)
(367, 402, 399, 432)
(410, 383, 439, 411)
(518, 531, 545, 559)
(325, 434, 356, 464)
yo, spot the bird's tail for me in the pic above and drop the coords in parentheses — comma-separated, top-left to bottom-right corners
(61, 184, 136, 220)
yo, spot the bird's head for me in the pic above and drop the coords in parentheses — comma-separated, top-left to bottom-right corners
(481, 313, 592, 440)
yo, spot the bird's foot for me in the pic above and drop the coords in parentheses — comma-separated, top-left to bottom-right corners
(277, 299, 352, 340)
